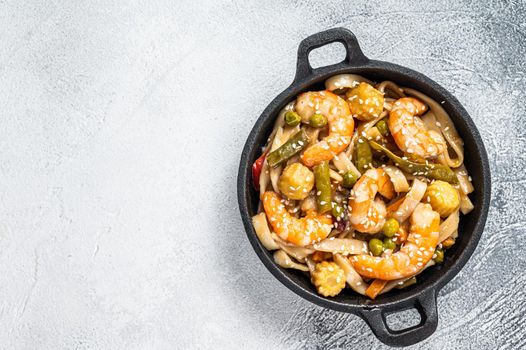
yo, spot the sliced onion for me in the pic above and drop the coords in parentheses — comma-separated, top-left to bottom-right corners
(329, 169, 343, 182)
(365, 126, 383, 142)
(300, 194, 317, 213)
(332, 152, 361, 177)
(439, 210, 459, 242)
(312, 238, 369, 255)
(376, 81, 406, 98)
(273, 250, 309, 272)
(333, 253, 368, 295)
(390, 179, 427, 223)
(383, 165, 410, 193)
(278, 242, 314, 262)
(305, 256, 316, 274)
(252, 213, 279, 250)
(325, 74, 371, 93)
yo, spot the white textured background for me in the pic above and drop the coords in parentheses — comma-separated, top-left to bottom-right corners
(1, 0, 525, 349)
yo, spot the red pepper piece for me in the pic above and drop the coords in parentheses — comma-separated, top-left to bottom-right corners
(252, 152, 266, 189)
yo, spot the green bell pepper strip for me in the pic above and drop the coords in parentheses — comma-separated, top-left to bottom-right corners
(369, 140, 459, 184)
(267, 129, 309, 167)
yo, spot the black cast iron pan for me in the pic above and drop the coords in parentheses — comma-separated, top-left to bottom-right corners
(237, 28, 490, 347)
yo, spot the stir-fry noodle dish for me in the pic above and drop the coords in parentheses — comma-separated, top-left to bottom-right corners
(251, 74, 474, 299)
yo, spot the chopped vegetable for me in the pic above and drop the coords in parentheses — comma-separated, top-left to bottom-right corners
(342, 170, 358, 188)
(425, 180, 460, 217)
(278, 163, 314, 200)
(383, 237, 396, 251)
(369, 141, 459, 184)
(354, 137, 373, 173)
(325, 74, 371, 93)
(369, 238, 384, 256)
(346, 82, 384, 121)
(252, 152, 266, 189)
(442, 237, 455, 248)
(276, 239, 314, 263)
(394, 277, 417, 289)
(366, 279, 388, 299)
(332, 151, 361, 178)
(433, 249, 444, 264)
(382, 218, 399, 238)
(329, 168, 343, 182)
(311, 261, 346, 297)
(376, 119, 389, 136)
(273, 250, 309, 271)
(284, 111, 301, 127)
(331, 202, 345, 220)
(267, 129, 310, 167)
(300, 194, 317, 213)
(309, 113, 328, 128)
(313, 161, 332, 213)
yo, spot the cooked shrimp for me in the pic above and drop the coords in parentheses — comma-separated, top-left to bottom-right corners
(348, 168, 395, 234)
(262, 191, 333, 246)
(389, 97, 445, 159)
(295, 91, 354, 167)
(349, 203, 440, 280)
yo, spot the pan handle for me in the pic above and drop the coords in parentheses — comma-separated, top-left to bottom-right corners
(294, 27, 368, 83)
(359, 289, 438, 347)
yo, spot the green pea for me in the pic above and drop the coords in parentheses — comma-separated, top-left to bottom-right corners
(309, 113, 328, 128)
(376, 119, 389, 136)
(331, 202, 345, 219)
(383, 237, 396, 251)
(342, 171, 358, 188)
(284, 111, 301, 127)
(434, 249, 444, 264)
(382, 218, 399, 238)
(369, 238, 384, 256)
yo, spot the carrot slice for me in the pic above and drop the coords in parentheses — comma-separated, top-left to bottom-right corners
(366, 279, 388, 299)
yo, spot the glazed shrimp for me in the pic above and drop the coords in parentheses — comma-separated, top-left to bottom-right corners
(262, 191, 333, 246)
(348, 168, 395, 234)
(389, 97, 445, 159)
(295, 91, 354, 167)
(350, 203, 440, 280)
